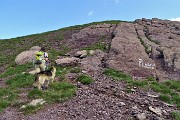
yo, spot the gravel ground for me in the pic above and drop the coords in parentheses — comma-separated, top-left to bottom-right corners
(0, 72, 178, 120)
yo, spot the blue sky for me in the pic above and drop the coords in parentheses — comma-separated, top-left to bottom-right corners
(0, 0, 180, 39)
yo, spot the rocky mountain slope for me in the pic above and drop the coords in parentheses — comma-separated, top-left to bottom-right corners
(0, 18, 180, 120)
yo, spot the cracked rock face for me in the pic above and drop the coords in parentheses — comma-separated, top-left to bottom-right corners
(135, 18, 180, 80)
(156, 46, 180, 72)
(106, 22, 156, 79)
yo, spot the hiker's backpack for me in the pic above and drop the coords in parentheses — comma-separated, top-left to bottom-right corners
(34, 51, 44, 64)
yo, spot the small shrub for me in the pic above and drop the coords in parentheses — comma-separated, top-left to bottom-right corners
(77, 74, 94, 85)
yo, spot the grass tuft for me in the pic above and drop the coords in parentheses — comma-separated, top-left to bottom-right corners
(28, 89, 43, 99)
(172, 112, 180, 120)
(104, 68, 132, 81)
(6, 74, 35, 88)
(77, 74, 94, 85)
(0, 88, 18, 112)
(27, 82, 77, 104)
(159, 95, 171, 103)
(70, 67, 81, 73)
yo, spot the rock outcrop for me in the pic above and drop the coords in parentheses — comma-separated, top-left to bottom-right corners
(106, 22, 156, 79)
(135, 18, 180, 80)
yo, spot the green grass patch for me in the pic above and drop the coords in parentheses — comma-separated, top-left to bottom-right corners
(58, 46, 70, 56)
(104, 68, 132, 81)
(25, 82, 77, 114)
(150, 84, 162, 92)
(164, 80, 180, 92)
(55, 66, 80, 81)
(70, 67, 81, 73)
(0, 63, 32, 78)
(77, 74, 94, 85)
(54, 34, 64, 41)
(150, 81, 178, 95)
(130, 80, 148, 87)
(27, 82, 77, 103)
(159, 95, 171, 103)
(6, 73, 35, 88)
(0, 88, 17, 101)
(56, 66, 73, 80)
(28, 89, 43, 99)
(48, 45, 70, 60)
(0, 88, 18, 112)
(172, 95, 180, 107)
(48, 49, 61, 60)
(172, 112, 180, 120)
(0, 100, 10, 112)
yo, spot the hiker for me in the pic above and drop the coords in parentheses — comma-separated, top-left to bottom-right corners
(29, 47, 49, 74)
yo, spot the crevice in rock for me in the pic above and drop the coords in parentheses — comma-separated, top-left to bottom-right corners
(101, 24, 118, 68)
(143, 26, 161, 45)
(108, 24, 118, 53)
(134, 26, 150, 58)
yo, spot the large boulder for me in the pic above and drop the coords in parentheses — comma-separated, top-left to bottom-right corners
(74, 50, 88, 58)
(15, 46, 41, 65)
